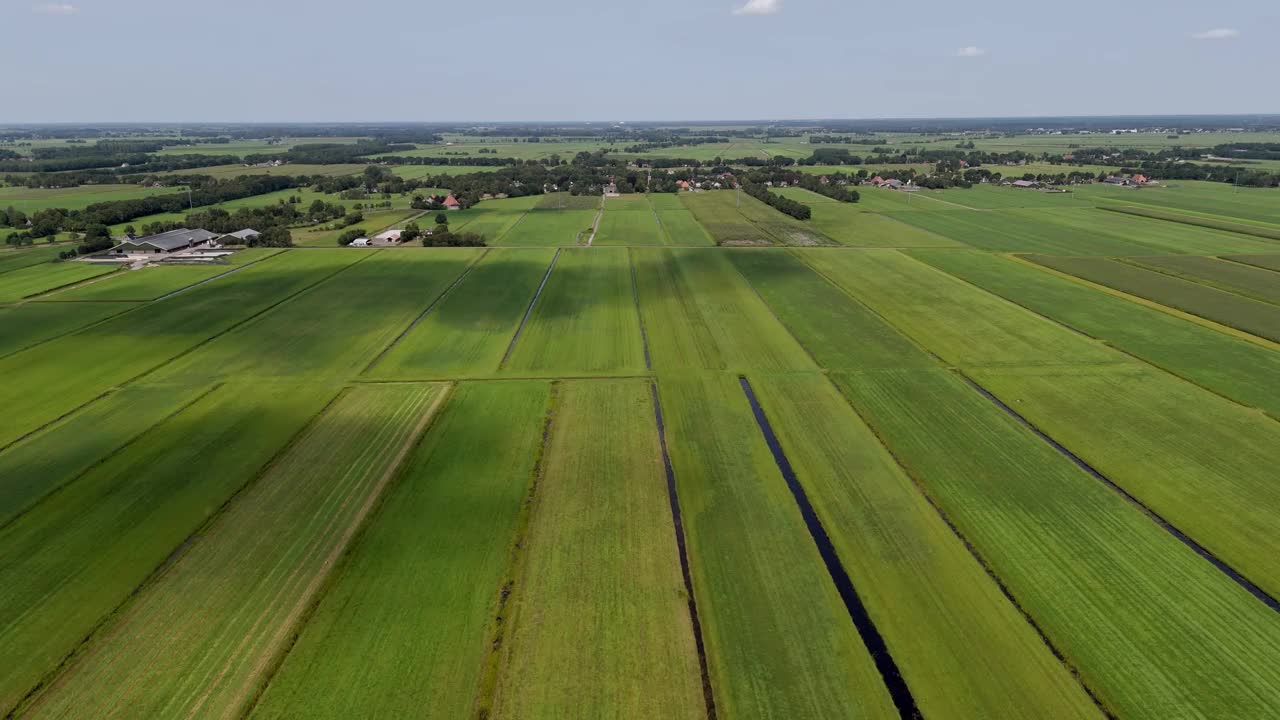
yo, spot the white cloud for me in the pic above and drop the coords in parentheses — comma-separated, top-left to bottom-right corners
(33, 3, 78, 14)
(1192, 28, 1240, 40)
(733, 0, 780, 16)
(956, 46, 987, 58)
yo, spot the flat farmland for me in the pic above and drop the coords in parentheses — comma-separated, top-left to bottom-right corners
(657, 375, 897, 719)
(912, 249, 1280, 416)
(0, 261, 118, 302)
(0, 246, 62, 275)
(971, 363, 1280, 599)
(632, 248, 816, 372)
(490, 380, 704, 719)
(727, 249, 937, 370)
(154, 163, 368, 179)
(679, 191, 778, 246)
(48, 248, 281, 301)
(1126, 254, 1280, 305)
(151, 250, 480, 382)
(802, 249, 1121, 369)
(0, 249, 359, 449)
(750, 374, 1101, 719)
(1030, 255, 1280, 343)
(0, 381, 338, 716)
(0, 301, 135, 358)
(23, 383, 449, 719)
(0, 184, 174, 212)
(495, 209, 596, 246)
(251, 381, 547, 719)
(595, 204, 666, 246)
(503, 248, 647, 376)
(5, 150, 1280, 720)
(1072, 181, 1280, 226)
(369, 248, 554, 379)
(776, 187, 960, 247)
(834, 368, 1280, 719)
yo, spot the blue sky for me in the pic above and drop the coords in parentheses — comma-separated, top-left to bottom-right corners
(2, 0, 1274, 122)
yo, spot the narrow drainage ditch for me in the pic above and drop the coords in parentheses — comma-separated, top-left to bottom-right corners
(499, 249, 560, 367)
(650, 382, 717, 720)
(363, 252, 486, 373)
(631, 252, 653, 370)
(957, 371, 1280, 614)
(738, 376, 922, 720)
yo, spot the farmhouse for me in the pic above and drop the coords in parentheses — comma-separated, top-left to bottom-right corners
(443, 194, 461, 210)
(219, 228, 260, 244)
(112, 228, 218, 255)
(1011, 179, 1039, 189)
(373, 230, 402, 244)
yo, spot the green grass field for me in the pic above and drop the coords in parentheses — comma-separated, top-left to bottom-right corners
(0, 184, 175, 213)
(369, 248, 554, 379)
(252, 381, 546, 720)
(0, 301, 135, 357)
(0, 261, 119, 302)
(0, 382, 338, 716)
(490, 380, 704, 719)
(912, 249, 1280, 416)
(1030, 255, 1280, 342)
(503, 248, 647, 376)
(657, 374, 897, 719)
(22, 383, 448, 719)
(5, 155, 1280, 720)
(632, 248, 815, 372)
(495, 209, 596, 246)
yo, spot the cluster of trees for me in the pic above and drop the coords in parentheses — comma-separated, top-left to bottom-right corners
(242, 140, 412, 166)
(76, 175, 300, 228)
(623, 136, 730, 153)
(743, 169, 861, 203)
(807, 135, 883, 145)
(742, 182, 811, 220)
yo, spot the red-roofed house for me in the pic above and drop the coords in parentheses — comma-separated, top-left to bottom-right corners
(1131, 174, 1149, 185)
(677, 180, 691, 191)
(443, 194, 461, 210)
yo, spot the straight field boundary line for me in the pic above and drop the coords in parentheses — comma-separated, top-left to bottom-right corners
(7, 385, 353, 720)
(737, 375, 921, 720)
(628, 249, 653, 370)
(471, 381, 560, 719)
(955, 370, 1280, 615)
(649, 381, 716, 719)
(1095, 204, 1280, 243)
(0, 382, 224, 535)
(823, 374, 1116, 719)
(0, 302, 142, 362)
(129, 251, 376, 386)
(1220, 255, 1280, 276)
(5, 265, 124, 304)
(725, 255, 824, 370)
(361, 249, 489, 375)
(491, 211, 531, 244)
(229, 383, 456, 719)
(917, 255, 1280, 424)
(151, 248, 286, 302)
(1008, 254, 1280, 353)
(498, 248, 561, 369)
(1115, 256, 1280, 308)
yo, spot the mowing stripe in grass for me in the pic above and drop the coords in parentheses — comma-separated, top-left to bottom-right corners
(956, 371, 1280, 614)
(362, 249, 489, 374)
(824, 374, 1114, 718)
(629, 249, 653, 370)
(650, 382, 716, 720)
(0, 382, 222, 534)
(738, 376, 920, 720)
(472, 381, 559, 719)
(727, 254, 826, 369)
(499, 248, 560, 367)
(152, 249, 283, 301)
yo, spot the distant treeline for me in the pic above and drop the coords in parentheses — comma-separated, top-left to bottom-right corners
(742, 182, 811, 220)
